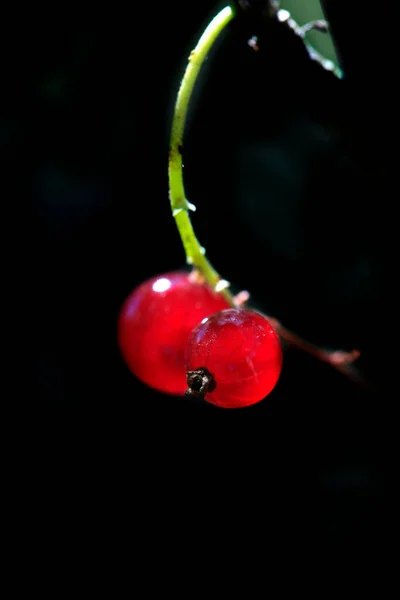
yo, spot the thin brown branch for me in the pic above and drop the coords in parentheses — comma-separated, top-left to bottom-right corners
(232, 290, 366, 386)
(265, 315, 367, 387)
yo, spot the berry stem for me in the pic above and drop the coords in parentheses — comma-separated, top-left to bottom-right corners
(168, 5, 236, 306)
(168, 4, 341, 305)
(264, 314, 364, 386)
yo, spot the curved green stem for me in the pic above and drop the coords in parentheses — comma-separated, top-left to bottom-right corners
(168, 4, 341, 307)
(168, 5, 236, 306)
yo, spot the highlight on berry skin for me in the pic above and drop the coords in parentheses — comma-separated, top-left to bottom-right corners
(185, 308, 283, 409)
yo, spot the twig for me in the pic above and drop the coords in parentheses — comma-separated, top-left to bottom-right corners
(265, 315, 365, 386)
(276, 9, 343, 78)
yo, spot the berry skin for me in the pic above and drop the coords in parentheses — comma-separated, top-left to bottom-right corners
(185, 308, 282, 408)
(118, 271, 230, 395)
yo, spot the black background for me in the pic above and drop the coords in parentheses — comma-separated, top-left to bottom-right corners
(16, 0, 394, 540)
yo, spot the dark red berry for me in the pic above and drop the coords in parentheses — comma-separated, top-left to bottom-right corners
(118, 271, 230, 395)
(185, 308, 282, 408)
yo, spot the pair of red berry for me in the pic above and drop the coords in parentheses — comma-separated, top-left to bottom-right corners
(118, 271, 283, 408)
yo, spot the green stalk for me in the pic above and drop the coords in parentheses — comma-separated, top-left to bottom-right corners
(167, 4, 342, 305)
(168, 5, 235, 305)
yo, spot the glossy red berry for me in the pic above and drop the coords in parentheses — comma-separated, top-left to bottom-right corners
(185, 308, 282, 408)
(118, 271, 230, 395)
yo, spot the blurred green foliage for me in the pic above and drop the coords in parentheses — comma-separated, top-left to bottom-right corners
(283, 0, 338, 64)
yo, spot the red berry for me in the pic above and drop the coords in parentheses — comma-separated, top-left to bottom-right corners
(185, 308, 282, 408)
(118, 271, 230, 395)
